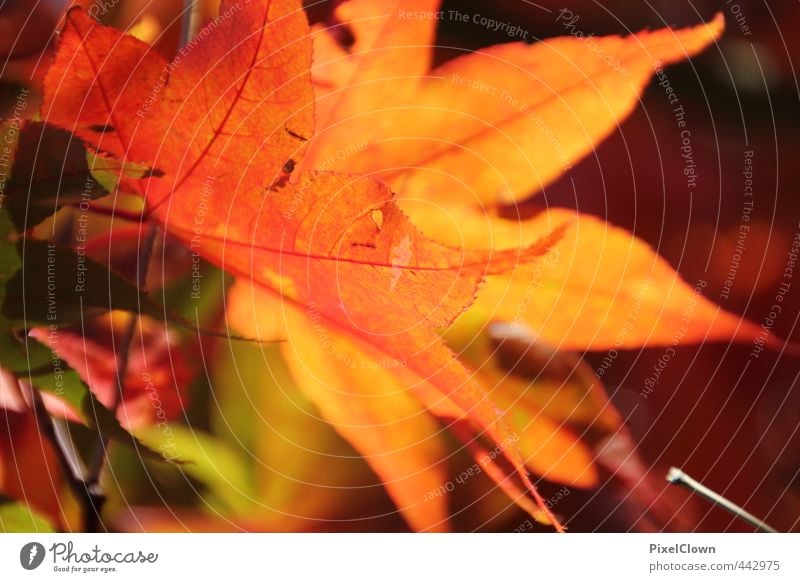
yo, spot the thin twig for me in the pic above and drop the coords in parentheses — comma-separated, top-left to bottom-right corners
(666, 467, 778, 533)
(52, 418, 88, 480)
(180, 0, 202, 48)
(22, 381, 100, 528)
(83, 223, 158, 532)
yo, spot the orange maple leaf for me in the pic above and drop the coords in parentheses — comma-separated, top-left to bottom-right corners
(282, 0, 790, 529)
(232, 0, 783, 530)
(36, 0, 785, 532)
(304, 0, 769, 351)
(41, 0, 567, 529)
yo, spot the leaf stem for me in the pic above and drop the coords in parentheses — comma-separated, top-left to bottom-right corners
(22, 381, 101, 531)
(82, 223, 158, 531)
(180, 0, 202, 48)
(666, 467, 778, 533)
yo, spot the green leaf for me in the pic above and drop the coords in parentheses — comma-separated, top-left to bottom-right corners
(0, 120, 109, 231)
(1, 238, 166, 328)
(0, 202, 173, 463)
(0, 497, 57, 532)
(135, 424, 252, 515)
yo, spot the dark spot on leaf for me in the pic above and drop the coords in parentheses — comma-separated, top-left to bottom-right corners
(142, 167, 165, 178)
(283, 159, 296, 173)
(285, 126, 308, 142)
(268, 175, 289, 191)
(330, 22, 355, 50)
(89, 124, 115, 134)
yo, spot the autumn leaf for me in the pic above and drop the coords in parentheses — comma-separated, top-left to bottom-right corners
(210, 340, 402, 531)
(407, 205, 773, 350)
(280, 312, 452, 532)
(41, 0, 564, 529)
(32, 0, 781, 533)
(228, 282, 450, 531)
(213, 171, 559, 530)
(228, 279, 590, 528)
(443, 317, 602, 489)
(292, 0, 779, 521)
(306, 1, 724, 205)
(29, 314, 192, 430)
(42, 0, 314, 209)
(479, 324, 702, 531)
(304, 0, 782, 352)
(0, 400, 64, 529)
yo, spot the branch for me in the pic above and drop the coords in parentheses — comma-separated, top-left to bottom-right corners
(23, 381, 101, 530)
(666, 467, 778, 533)
(83, 223, 158, 532)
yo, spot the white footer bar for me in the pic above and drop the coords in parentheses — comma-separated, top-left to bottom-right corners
(1, 533, 797, 581)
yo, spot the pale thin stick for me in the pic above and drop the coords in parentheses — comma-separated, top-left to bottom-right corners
(666, 467, 777, 533)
